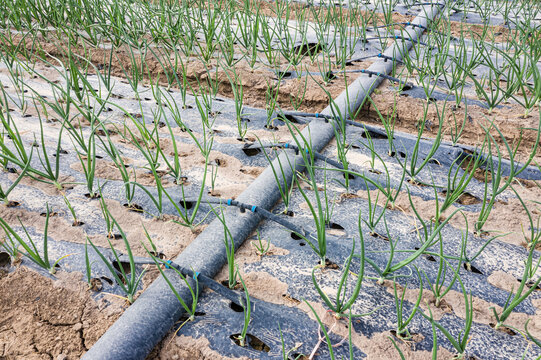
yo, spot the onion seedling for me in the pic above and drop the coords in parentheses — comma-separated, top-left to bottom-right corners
(84, 238, 94, 288)
(251, 230, 271, 257)
(312, 215, 365, 318)
(422, 271, 473, 360)
(367, 196, 462, 284)
(34, 108, 68, 190)
(395, 103, 443, 184)
(512, 186, 541, 250)
(256, 136, 296, 214)
(222, 65, 248, 141)
(475, 116, 541, 234)
(87, 218, 145, 304)
(422, 234, 463, 308)
(0, 148, 32, 206)
(143, 236, 200, 328)
(0, 204, 71, 274)
(491, 243, 541, 331)
(211, 205, 237, 289)
(449, 104, 468, 145)
(434, 148, 485, 222)
(63, 194, 83, 226)
(366, 96, 397, 157)
(74, 122, 99, 198)
(289, 127, 328, 266)
(153, 90, 185, 185)
(393, 267, 423, 340)
(97, 127, 137, 207)
(362, 178, 389, 234)
(236, 270, 251, 347)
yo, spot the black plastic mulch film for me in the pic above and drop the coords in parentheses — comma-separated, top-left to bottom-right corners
(0, 1, 538, 359)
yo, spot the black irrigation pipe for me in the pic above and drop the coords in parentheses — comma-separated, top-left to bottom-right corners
(243, 142, 345, 170)
(83, 3, 446, 359)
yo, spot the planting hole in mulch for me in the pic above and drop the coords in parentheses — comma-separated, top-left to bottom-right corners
(277, 113, 302, 124)
(229, 301, 244, 313)
(327, 222, 346, 236)
(84, 193, 101, 199)
(371, 232, 390, 241)
(113, 260, 131, 280)
(282, 293, 301, 304)
(179, 311, 206, 323)
(241, 146, 261, 157)
(463, 263, 484, 275)
(289, 353, 309, 360)
(292, 42, 322, 57)
(441, 190, 481, 205)
(40, 211, 58, 217)
(490, 323, 518, 336)
(291, 232, 303, 240)
(390, 330, 423, 342)
(123, 203, 144, 212)
(90, 278, 103, 292)
(264, 124, 278, 130)
(361, 129, 389, 140)
(221, 280, 240, 289)
(101, 276, 113, 285)
(72, 221, 85, 226)
(321, 258, 339, 269)
(180, 200, 193, 210)
(414, 247, 436, 262)
(427, 158, 442, 166)
(149, 251, 167, 260)
(518, 278, 541, 291)
(0, 252, 11, 268)
(229, 333, 271, 352)
(389, 151, 407, 158)
(5, 200, 20, 207)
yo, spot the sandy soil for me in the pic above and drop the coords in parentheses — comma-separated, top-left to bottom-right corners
(0, 268, 123, 360)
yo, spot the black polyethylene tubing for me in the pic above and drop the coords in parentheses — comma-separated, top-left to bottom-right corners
(82, 3, 444, 359)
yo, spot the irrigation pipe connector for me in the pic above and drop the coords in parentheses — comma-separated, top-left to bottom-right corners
(83, 3, 447, 359)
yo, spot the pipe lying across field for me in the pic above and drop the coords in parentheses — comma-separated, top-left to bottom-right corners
(83, 3, 446, 359)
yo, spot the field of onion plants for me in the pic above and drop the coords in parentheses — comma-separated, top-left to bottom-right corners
(0, 0, 540, 359)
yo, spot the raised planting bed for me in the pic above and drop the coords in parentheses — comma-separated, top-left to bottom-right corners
(0, 0, 540, 359)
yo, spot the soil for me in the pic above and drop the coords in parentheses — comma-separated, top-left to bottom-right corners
(0, 268, 123, 360)
(151, 335, 250, 360)
(0, 33, 370, 113)
(360, 87, 541, 163)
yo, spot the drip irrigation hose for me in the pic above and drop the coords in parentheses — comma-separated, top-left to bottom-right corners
(364, 35, 433, 48)
(183, 197, 313, 239)
(116, 255, 251, 309)
(83, 3, 447, 359)
(374, 21, 448, 37)
(276, 110, 392, 139)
